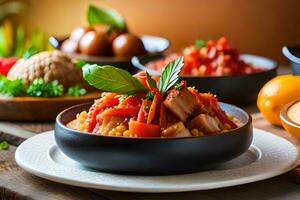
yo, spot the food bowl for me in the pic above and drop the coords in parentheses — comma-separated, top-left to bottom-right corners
(55, 102, 252, 175)
(282, 45, 300, 75)
(49, 35, 170, 73)
(280, 99, 300, 139)
(132, 54, 277, 105)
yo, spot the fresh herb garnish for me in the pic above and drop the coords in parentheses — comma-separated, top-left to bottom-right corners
(82, 64, 147, 94)
(75, 59, 88, 69)
(194, 39, 207, 48)
(157, 56, 184, 94)
(144, 105, 150, 110)
(0, 75, 25, 96)
(174, 83, 183, 90)
(87, 5, 126, 31)
(146, 72, 157, 89)
(0, 141, 9, 150)
(23, 46, 38, 59)
(144, 91, 154, 100)
(26, 78, 64, 97)
(68, 85, 87, 96)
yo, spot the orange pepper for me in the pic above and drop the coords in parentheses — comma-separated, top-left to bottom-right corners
(147, 94, 159, 124)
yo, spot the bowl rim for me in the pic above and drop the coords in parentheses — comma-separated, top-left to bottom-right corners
(280, 99, 300, 129)
(131, 53, 278, 78)
(56, 102, 252, 141)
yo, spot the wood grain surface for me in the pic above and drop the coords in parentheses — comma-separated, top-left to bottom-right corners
(0, 92, 100, 121)
(0, 66, 298, 200)
(0, 111, 299, 200)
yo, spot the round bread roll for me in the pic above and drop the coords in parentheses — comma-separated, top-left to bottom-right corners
(7, 50, 87, 89)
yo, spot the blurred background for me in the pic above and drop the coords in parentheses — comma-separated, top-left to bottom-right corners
(2, 0, 300, 64)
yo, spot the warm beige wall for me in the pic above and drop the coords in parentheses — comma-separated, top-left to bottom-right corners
(24, 0, 300, 64)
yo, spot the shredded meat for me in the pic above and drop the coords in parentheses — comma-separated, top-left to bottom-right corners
(186, 114, 221, 134)
(163, 87, 199, 122)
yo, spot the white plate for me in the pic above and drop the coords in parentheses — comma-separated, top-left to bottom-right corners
(15, 128, 299, 193)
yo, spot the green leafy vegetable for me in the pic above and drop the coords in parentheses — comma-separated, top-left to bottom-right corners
(144, 91, 154, 100)
(0, 141, 9, 150)
(146, 72, 157, 89)
(0, 75, 25, 96)
(26, 78, 64, 97)
(68, 85, 87, 97)
(195, 39, 207, 48)
(174, 82, 183, 90)
(82, 64, 147, 94)
(87, 5, 126, 31)
(15, 25, 26, 56)
(23, 46, 38, 59)
(75, 59, 88, 69)
(158, 56, 184, 94)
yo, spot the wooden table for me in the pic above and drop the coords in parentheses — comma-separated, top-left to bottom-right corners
(1, 106, 300, 200)
(1, 67, 299, 200)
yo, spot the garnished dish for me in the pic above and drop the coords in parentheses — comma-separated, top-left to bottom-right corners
(68, 57, 240, 138)
(55, 57, 252, 174)
(146, 37, 264, 76)
(51, 5, 169, 59)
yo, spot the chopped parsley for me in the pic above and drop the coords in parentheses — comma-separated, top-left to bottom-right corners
(0, 141, 9, 150)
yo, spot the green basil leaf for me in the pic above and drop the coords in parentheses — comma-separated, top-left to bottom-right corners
(87, 5, 126, 30)
(83, 64, 147, 94)
(158, 56, 184, 93)
(75, 59, 88, 69)
(146, 72, 157, 89)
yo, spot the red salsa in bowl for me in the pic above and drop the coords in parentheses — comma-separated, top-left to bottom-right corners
(146, 37, 264, 76)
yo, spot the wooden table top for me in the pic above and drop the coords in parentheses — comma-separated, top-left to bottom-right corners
(1, 68, 299, 200)
(1, 106, 300, 200)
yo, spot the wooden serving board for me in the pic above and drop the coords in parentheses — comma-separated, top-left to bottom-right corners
(0, 92, 100, 121)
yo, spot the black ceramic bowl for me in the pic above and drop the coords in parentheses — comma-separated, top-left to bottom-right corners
(132, 54, 277, 105)
(282, 45, 300, 75)
(55, 102, 252, 175)
(49, 35, 170, 74)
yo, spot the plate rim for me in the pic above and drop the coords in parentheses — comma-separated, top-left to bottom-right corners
(15, 128, 300, 193)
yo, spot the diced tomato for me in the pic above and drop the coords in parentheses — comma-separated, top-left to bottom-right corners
(101, 106, 141, 117)
(118, 93, 144, 108)
(0, 57, 18, 76)
(217, 36, 228, 50)
(137, 100, 152, 123)
(146, 37, 262, 76)
(129, 121, 161, 137)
